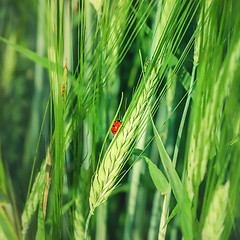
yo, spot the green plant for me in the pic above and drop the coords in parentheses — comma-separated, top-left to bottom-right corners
(0, 0, 239, 239)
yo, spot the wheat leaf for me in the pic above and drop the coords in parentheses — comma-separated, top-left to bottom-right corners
(144, 156, 168, 195)
(151, 116, 193, 240)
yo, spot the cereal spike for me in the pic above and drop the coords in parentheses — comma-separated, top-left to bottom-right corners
(89, 75, 155, 214)
(43, 147, 52, 219)
(202, 181, 230, 240)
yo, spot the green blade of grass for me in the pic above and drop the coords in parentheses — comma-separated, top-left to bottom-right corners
(151, 116, 193, 240)
(144, 156, 168, 195)
(168, 54, 191, 92)
(162, 203, 180, 229)
(0, 36, 49, 69)
(0, 36, 70, 80)
(62, 199, 75, 215)
(0, 142, 7, 195)
(0, 207, 18, 240)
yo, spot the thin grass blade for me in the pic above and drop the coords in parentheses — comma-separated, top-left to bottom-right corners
(0, 37, 49, 69)
(151, 116, 193, 240)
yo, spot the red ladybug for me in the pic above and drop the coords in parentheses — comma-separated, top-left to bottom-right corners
(111, 120, 122, 135)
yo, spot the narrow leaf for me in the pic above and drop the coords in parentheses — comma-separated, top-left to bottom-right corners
(0, 37, 75, 89)
(162, 204, 180, 229)
(0, 143, 7, 195)
(144, 156, 169, 195)
(62, 199, 75, 215)
(168, 54, 191, 92)
(0, 37, 49, 69)
(0, 207, 17, 240)
(132, 148, 143, 156)
(151, 117, 193, 240)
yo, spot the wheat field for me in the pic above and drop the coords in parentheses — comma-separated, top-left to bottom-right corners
(0, 0, 240, 239)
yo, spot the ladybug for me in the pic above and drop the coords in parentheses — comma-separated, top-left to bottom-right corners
(111, 120, 122, 135)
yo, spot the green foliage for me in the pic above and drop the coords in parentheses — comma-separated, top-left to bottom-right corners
(0, 208, 18, 240)
(0, 143, 7, 195)
(144, 156, 168, 195)
(0, 0, 240, 239)
(151, 117, 193, 240)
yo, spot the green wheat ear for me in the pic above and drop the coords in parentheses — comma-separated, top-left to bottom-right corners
(202, 181, 230, 240)
(89, 75, 155, 214)
(21, 161, 46, 239)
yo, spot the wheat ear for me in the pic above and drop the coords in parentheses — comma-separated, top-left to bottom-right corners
(21, 161, 45, 239)
(89, 75, 155, 214)
(202, 181, 230, 240)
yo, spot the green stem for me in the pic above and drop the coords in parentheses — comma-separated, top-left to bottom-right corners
(84, 211, 93, 240)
